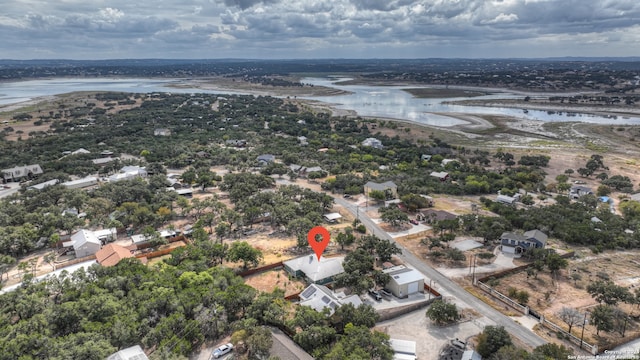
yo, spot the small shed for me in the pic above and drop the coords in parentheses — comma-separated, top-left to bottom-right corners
(323, 213, 342, 223)
(390, 339, 417, 360)
(383, 265, 425, 298)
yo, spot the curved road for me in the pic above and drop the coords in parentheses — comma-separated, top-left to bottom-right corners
(334, 197, 547, 348)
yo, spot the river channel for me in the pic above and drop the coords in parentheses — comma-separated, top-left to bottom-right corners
(2, 77, 640, 126)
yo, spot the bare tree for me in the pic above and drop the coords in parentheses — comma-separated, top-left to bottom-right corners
(558, 307, 583, 333)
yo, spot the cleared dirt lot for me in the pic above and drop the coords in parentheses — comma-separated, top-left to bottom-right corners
(489, 249, 640, 348)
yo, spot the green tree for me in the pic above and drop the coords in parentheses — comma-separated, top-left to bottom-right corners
(533, 343, 573, 359)
(379, 207, 409, 227)
(324, 324, 393, 360)
(227, 241, 263, 269)
(368, 190, 387, 202)
(476, 325, 512, 358)
(591, 305, 615, 335)
(587, 280, 633, 306)
(426, 300, 460, 325)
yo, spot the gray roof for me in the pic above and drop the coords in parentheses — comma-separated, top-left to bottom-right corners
(257, 154, 275, 163)
(523, 229, 548, 245)
(298, 284, 362, 315)
(383, 266, 425, 285)
(1, 164, 43, 179)
(365, 181, 397, 191)
(28, 179, 60, 190)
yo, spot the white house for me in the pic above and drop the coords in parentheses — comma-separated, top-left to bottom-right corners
(284, 255, 345, 285)
(108, 166, 147, 182)
(64, 229, 102, 258)
(362, 137, 384, 149)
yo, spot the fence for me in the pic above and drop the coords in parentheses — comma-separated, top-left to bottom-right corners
(238, 261, 284, 277)
(378, 297, 439, 322)
(539, 316, 597, 355)
(56, 254, 96, 269)
(476, 279, 598, 355)
(476, 280, 528, 315)
(477, 251, 575, 283)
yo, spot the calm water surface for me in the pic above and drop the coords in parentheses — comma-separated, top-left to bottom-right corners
(2, 77, 639, 126)
(301, 77, 640, 126)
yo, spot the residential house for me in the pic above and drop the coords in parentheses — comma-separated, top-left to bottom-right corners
(107, 345, 149, 360)
(496, 194, 518, 205)
(108, 166, 147, 182)
(91, 157, 116, 166)
(154, 128, 171, 136)
(364, 181, 398, 200)
(96, 244, 134, 267)
(226, 139, 247, 148)
(417, 209, 457, 224)
(284, 255, 345, 285)
(63, 229, 102, 258)
(27, 179, 60, 191)
(269, 328, 315, 360)
(289, 164, 325, 178)
(62, 176, 98, 190)
(257, 154, 276, 166)
(298, 283, 362, 315)
(1, 164, 43, 183)
(429, 171, 449, 181)
(441, 159, 459, 167)
(500, 229, 548, 255)
(297, 136, 308, 146)
(100, 150, 114, 157)
(570, 185, 593, 199)
(362, 137, 384, 149)
(383, 265, 425, 298)
(71, 148, 91, 155)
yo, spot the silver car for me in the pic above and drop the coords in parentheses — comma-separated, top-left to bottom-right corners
(211, 343, 233, 359)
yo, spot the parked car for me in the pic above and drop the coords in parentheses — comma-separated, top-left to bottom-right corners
(379, 289, 393, 299)
(343, 194, 352, 199)
(368, 289, 382, 301)
(212, 343, 234, 359)
(410, 219, 419, 225)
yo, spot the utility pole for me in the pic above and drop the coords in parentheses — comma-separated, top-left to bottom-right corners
(580, 312, 588, 349)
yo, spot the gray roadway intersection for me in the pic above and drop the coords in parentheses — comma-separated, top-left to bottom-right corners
(334, 197, 547, 348)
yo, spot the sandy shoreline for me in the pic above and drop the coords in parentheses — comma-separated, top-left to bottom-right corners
(0, 95, 60, 113)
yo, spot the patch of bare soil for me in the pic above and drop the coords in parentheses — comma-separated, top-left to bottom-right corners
(244, 269, 306, 297)
(171, 77, 349, 97)
(492, 250, 640, 347)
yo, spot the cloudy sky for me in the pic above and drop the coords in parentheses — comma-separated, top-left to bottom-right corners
(3, 0, 640, 59)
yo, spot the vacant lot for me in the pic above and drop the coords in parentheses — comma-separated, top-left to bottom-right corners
(244, 269, 306, 297)
(490, 249, 640, 348)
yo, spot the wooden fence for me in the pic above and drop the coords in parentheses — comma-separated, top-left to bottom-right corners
(238, 261, 284, 277)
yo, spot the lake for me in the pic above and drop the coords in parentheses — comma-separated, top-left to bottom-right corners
(2, 77, 639, 126)
(300, 77, 640, 126)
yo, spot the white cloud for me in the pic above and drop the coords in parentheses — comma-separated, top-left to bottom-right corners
(481, 12, 519, 24)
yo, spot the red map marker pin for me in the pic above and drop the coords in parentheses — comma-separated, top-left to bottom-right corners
(308, 226, 331, 261)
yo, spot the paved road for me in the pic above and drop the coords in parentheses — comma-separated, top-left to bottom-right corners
(335, 197, 547, 348)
